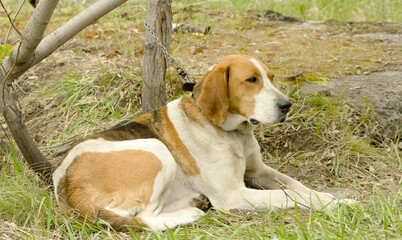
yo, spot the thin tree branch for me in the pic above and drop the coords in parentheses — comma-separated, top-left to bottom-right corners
(11, 0, 58, 66)
(5, 0, 129, 81)
(2, 40, 22, 108)
(4, 0, 26, 44)
(0, 63, 5, 75)
(9, 39, 21, 46)
(34, 0, 129, 63)
(0, 0, 23, 39)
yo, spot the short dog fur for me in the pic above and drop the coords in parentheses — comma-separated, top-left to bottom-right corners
(53, 55, 344, 231)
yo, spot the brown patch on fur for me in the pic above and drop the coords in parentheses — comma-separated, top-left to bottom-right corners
(59, 106, 200, 180)
(59, 149, 161, 231)
(181, 95, 224, 137)
(160, 107, 201, 176)
(194, 55, 267, 121)
(180, 95, 205, 127)
(193, 66, 229, 125)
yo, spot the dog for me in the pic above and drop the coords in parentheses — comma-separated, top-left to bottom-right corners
(53, 54, 345, 231)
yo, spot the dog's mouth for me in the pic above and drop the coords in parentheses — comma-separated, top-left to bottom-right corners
(279, 114, 287, 123)
(250, 114, 288, 125)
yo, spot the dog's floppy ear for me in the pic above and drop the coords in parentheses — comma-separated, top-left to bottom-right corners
(194, 67, 229, 125)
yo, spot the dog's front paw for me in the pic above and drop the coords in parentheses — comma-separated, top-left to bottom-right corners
(310, 191, 337, 209)
(311, 191, 358, 210)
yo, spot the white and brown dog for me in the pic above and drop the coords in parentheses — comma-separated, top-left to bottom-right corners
(53, 55, 345, 231)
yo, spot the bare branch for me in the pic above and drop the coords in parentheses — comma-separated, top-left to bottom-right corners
(5, 0, 128, 82)
(34, 0, 129, 63)
(4, 0, 26, 44)
(2, 41, 22, 107)
(10, 0, 59, 66)
(0, 63, 5, 75)
(0, 0, 23, 39)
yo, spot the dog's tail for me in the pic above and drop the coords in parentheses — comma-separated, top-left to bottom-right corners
(57, 189, 146, 232)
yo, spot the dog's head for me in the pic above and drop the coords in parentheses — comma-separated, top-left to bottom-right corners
(193, 55, 291, 128)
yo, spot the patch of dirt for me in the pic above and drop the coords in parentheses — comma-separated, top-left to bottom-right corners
(16, 38, 135, 96)
(302, 70, 402, 139)
(354, 32, 402, 46)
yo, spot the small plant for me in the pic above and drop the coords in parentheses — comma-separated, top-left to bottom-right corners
(0, 44, 12, 63)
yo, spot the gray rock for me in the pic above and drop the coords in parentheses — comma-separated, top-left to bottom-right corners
(302, 71, 402, 139)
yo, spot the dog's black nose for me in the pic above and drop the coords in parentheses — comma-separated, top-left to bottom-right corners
(277, 100, 292, 113)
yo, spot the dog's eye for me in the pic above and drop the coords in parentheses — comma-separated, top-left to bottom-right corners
(246, 77, 258, 83)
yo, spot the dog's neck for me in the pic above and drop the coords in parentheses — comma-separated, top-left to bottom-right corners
(220, 113, 254, 133)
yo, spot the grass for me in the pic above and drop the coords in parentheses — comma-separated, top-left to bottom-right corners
(1, 0, 402, 239)
(174, 0, 402, 22)
(1, 93, 401, 239)
(27, 68, 143, 146)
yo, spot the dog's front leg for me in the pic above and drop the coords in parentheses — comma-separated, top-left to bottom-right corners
(213, 187, 327, 211)
(244, 152, 336, 209)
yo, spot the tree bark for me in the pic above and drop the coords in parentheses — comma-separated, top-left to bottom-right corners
(0, 0, 128, 183)
(1, 0, 59, 183)
(142, 0, 172, 113)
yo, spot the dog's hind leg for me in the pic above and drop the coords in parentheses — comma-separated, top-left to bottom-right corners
(138, 207, 205, 230)
(134, 170, 206, 230)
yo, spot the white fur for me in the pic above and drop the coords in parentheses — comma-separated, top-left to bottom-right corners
(249, 58, 289, 124)
(221, 113, 249, 131)
(139, 207, 205, 230)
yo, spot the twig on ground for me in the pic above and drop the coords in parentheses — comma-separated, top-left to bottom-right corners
(283, 71, 304, 80)
(275, 177, 311, 209)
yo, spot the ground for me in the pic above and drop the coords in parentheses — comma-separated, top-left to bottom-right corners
(302, 70, 401, 139)
(0, 3, 401, 239)
(15, 11, 402, 147)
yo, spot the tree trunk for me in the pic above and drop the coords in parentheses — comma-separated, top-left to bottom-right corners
(0, 0, 128, 183)
(2, 89, 54, 182)
(1, 0, 59, 183)
(142, 0, 172, 113)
